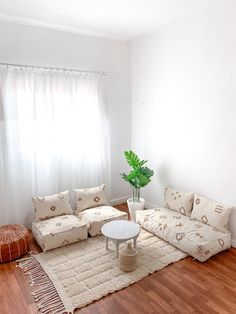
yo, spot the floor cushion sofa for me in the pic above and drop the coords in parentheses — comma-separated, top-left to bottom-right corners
(73, 185, 127, 236)
(136, 187, 232, 262)
(32, 214, 88, 251)
(32, 185, 128, 251)
(76, 206, 127, 237)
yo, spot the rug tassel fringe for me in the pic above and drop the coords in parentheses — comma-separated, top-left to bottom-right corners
(18, 256, 72, 314)
(42, 304, 65, 314)
(33, 286, 55, 298)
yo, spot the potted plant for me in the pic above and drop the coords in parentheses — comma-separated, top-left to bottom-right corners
(121, 150, 154, 221)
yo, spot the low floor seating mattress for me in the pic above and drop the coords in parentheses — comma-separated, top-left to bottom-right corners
(32, 215, 88, 251)
(76, 206, 128, 236)
(136, 207, 231, 262)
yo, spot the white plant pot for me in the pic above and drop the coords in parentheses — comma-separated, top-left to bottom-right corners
(127, 198, 145, 222)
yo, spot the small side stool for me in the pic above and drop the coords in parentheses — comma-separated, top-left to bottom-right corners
(0, 224, 30, 263)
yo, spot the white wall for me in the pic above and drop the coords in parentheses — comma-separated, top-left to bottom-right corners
(0, 20, 131, 202)
(131, 2, 236, 244)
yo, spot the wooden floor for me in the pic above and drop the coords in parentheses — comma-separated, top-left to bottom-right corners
(0, 203, 236, 314)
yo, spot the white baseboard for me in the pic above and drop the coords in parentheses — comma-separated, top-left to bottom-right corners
(231, 238, 236, 248)
(111, 196, 130, 206)
(111, 198, 159, 209)
(145, 201, 159, 209)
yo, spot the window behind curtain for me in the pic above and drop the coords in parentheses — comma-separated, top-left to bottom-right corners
(0, 66, 110, 226)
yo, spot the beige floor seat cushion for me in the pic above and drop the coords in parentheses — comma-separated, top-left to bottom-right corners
(76, 206, 128, 236)
(32, 215, 88, 251)
(136, 207, 231, 262)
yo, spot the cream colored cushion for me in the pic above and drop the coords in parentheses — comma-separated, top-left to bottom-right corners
(32, 215, 88, 251)
(32, 191, 73, 222)
(163, 187, 194, 216)
(191, 194, 233, 233)
(76, 206, 128, 236)
(74, 184, 109, 213)
(136, 207, 231, 262)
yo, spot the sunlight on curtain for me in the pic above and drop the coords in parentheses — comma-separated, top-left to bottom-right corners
(0, 66, 110, 226)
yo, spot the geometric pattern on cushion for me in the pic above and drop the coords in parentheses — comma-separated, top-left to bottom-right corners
(191, 194, 233, 233)
(136, 207, 231, 262)
(32, 215, 88, 251)
(163, 187, 194, 217)
(32, 190, 73, 222)
(74, 184, 109, 214)
(76, 206, 128, 236)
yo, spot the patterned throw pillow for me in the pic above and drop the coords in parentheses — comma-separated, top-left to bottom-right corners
(163, 187, 194, 216)
(32, 191, 73, 222)
(191, 194, 233, 233)
(74, 184, 109, 214)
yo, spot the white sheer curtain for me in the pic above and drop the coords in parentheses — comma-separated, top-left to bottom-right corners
(0, 65, 110, 226)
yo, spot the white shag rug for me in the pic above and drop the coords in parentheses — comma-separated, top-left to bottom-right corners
(19, 229, 187, 313)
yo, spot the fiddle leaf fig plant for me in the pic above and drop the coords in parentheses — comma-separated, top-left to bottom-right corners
(121, 150, 154, 203)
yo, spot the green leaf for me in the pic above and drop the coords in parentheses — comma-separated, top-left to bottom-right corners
(120, 172, 138, 188)
(124, 151, 140, 169)
(127, 170, 138, 181)
(139, 160, 147, 167)
(137, 173, 151, 187)
(139, 166, 154, 179)
(120, 173, 129, 181)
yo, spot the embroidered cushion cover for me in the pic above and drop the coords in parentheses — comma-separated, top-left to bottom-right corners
(136, 207, 231, 262)
(32, 191, 73, 222)
(74, 184, 109, 214)
(163, 187, 194, 216)
(76, 205, 128, 236)
(32, 215, 88, 251)
(191, 194, 233, 233)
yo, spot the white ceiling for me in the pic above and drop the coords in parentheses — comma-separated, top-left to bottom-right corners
(0, 0, 214, 40)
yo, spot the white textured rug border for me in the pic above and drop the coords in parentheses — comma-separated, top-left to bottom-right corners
(19, 229, 187, 312)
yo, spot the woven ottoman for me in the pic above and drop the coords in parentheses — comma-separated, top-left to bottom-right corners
(119, 242, 137, 272)
(0, 224, 30, 263)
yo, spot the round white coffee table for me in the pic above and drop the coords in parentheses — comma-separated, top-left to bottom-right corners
(101, 220, 140, 257)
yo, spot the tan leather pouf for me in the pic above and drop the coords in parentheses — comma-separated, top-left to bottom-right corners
(0, 224, 30, 263)
(119, 242, 137, 272)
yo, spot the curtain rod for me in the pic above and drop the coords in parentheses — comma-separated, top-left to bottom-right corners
(0, 62, 119, 75)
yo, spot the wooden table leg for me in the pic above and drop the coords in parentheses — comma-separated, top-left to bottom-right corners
(133, 237, 137, 248)
(105, 237, 108, 250)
